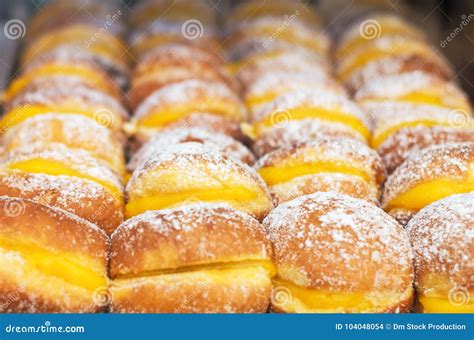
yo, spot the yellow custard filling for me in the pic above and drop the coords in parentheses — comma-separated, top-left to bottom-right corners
(419, 295, 474, 313)
(126, 187, 257, 218)
(250, 107, 370, 140)
(363, 92, 467, 111)
(387, 176, 474, 211)
(258, 162, 370, 186)
(137, 103, 242, 128)
(4, 159, 122, 202)
(0, 237, 106, 291)
(114, 260, 276, 280)
(0, 105, 121, 132)
(246, 92, 281, 107)
(271, 278, 408, 313)
(5, 64, 114, 102)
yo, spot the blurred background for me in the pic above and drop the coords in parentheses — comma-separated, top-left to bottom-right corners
(0, 0, 473, 100)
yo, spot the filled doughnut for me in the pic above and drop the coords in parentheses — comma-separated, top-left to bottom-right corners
(235, 50, 330, 89)
(252, 119, 367, 158)
(3, 76, 127, 133)
(377, 126, 474, 174)
(355, 72, 470, 112)
(245, 73, 346, 113)
(246, 89, 371, 141)
(23, 46, 129, 88)
(0, 171, 123, 234)
(263, 192, 414, 313)
(128, 44, 236, 110)
(21, 24, 129, 80)
(128, 128, 255, 173)
(2, 114, 126, 178)
(367, 102, 474, 149)
(336, 14, 424, 61)
(407, 193, 473, 313)
(109, 203, 274, 313)
(345, 55, 454, 91)
(227, 17, 330, 60)
(127, 80, 246, 140)
(336, 36, 451, 84)
(0, 197, 109, 312)
(256, 138, 385, 205)
(130, 21, 220, 59)
(4, 57, 121, 103)
(382, 142, 474, 225)
(126, 142, 273, 220)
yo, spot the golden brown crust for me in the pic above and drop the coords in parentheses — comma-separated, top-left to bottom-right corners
(263, 192, 414, 298)
(0, 170, 123, 235)
(0, 196, 109, 312)
(110, 203, 272, 278)
(377, 126, 474, 174)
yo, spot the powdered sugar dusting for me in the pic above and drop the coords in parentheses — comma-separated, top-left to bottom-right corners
(263, 192, 413, 291)
(1, 142, 123, 193)
(407, 192, 474, 289)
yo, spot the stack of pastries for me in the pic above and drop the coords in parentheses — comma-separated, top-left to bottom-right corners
(0, 1, 472, 314)
(115, 0, 275, 312)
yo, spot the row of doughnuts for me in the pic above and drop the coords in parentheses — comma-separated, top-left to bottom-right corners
(334, 12, 474, 225)
(1, 0, 472, 314)
(0, 0, 128, 235)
